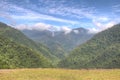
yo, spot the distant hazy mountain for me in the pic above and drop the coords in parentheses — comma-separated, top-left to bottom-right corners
(0, 22, 52, 68)
(22, 27, 94, 58)
(59, 24, 120, 69)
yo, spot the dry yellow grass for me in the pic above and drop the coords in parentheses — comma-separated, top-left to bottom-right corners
(0, 68, 120, 80)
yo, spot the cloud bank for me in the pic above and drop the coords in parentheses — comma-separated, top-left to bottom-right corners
(15, 23, 73, 35)
(0, 0, 120, 34)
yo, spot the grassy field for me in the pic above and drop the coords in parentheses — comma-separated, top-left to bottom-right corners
(0, 68, 120, 80)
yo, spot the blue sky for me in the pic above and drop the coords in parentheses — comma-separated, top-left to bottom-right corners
(0, 0, 120, 33)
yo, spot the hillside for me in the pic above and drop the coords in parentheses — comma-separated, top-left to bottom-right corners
(59, 24, 120, 69)
(0, 22, 57, 64)
(22, 27, 94, 58)
(0, 35, 52, 68)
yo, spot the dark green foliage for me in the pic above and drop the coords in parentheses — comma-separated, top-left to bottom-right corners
(0, 35, 52, 69)
(0, 22, 57, 64)
(59, 24, 120, 69)
(0, 22, 54, 68)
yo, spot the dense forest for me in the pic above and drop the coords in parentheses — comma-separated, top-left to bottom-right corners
(0, 22, 58, 62)
(0, 22, 53, 68)
(0, 35, 52, 68)
(0, 22, 120, 69)
(59, 24, 120, 69)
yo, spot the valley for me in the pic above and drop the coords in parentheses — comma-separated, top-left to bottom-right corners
(22, 27, 94, 59)
(0, 22, 120, 69)
(0, 0, 120, 80)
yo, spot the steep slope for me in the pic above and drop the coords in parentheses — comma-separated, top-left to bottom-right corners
(0, 22, 57, 63)
(54, 28, 93, 51)
(59, 24, 120, 69)
(0, 35, 52, 69)
(22, 28, 94, 58)
(22, 30, 67, 59)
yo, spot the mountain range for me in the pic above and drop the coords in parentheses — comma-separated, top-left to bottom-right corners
(0, 22, 120, 69)
(22, 27, 94, 59)
(59, 24, 120, 69)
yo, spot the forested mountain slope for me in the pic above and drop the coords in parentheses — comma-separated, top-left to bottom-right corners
(22, 28, 94, 58)
(59, 24, 120, 69)
(0, 35, 52, 69)
(0, 22, 57, 63)
(0, 22, 54, 68)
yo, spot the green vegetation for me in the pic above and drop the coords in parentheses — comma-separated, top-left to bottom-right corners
(0, 69, 119, 80)
(0, 22, 58, 66)
(22, 30, 67, 59)
(0, 22, 54, 68)
(59, 24, 120, 69)
(0, 35, 52, 68)
(22, 28, 93, 59)
(0, 22, 120, 69)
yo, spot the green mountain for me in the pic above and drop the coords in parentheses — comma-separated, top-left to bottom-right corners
(0, 34, 52, 69)
(0, 22, 57, 64)
(59, 24, 120, 69)
(0, 22, 54, 68)
(22, 28, 94, 59)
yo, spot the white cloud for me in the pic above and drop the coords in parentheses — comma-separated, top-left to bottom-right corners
(15, 24, 32, 30)
(15, 22, 72, 35)
(60, 26, 72, 34)
(73, 30, 79, 34)
(11, 10, 78, 24)
(104, 22, 116, 29)
(15, 23, 51, 31)
(33, 23, 51, 31)
(87, 28, 99, 34)
(88, 17, 116, 34)
(49, 6, 95, 19)
(0, 1, 79, 25)
(93, 21, 116, 31)
(5, 4, 79, 24)
(50, 5, 117, 32)
(1, 0, 119, 33)
(97, 17, 109, 22)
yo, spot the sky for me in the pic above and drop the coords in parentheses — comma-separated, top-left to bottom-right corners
(0, 0, 120, 33)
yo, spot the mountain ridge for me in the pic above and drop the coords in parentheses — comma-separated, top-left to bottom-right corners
(0, 22, 52, 68)
(0, 34, 52, 69)
(22, 27, 94, 58)
(59, 24, 120, 69)
(0, 22, 58, 62)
